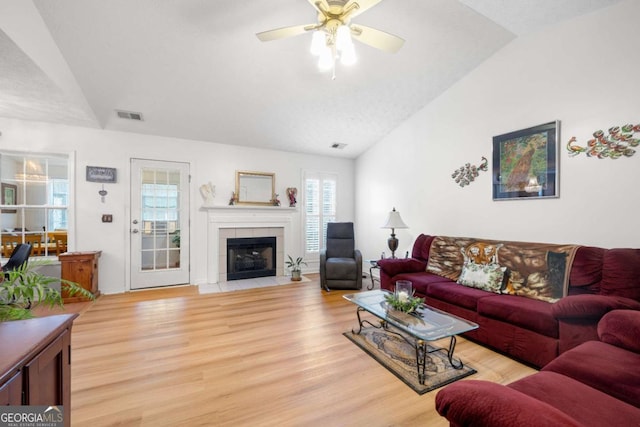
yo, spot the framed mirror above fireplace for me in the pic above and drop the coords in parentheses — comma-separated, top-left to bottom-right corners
(235, 170, 275, 205)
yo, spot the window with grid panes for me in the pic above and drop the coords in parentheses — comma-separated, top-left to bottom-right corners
(0, 151, 70, 258)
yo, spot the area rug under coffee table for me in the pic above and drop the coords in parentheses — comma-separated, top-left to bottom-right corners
(343, 290, 478, 394)
(343, 327, 476, 395)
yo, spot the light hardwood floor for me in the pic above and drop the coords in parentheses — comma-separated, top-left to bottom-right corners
(62, 275, 536, 426)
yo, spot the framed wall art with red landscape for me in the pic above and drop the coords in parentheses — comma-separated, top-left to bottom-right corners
(492, 121, 559, 201)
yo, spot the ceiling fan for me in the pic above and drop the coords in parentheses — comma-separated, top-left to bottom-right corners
(256, 0, 404, 76)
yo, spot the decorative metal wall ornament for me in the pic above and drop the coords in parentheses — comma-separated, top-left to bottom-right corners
(98, 185, 108, 203)
(452, 157, 488, 187)
(567, 124, 640, 159)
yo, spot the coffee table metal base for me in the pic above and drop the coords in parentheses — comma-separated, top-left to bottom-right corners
(352, 307, 465, 385)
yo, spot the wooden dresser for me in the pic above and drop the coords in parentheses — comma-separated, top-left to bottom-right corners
(59, 251, 101, 303)
(0, 314, 78, 427)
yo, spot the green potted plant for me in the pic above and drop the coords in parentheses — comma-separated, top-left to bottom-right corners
(171, 230, 180, 248)
(285, 255, 307, 281)
(0, 259, 95, 322)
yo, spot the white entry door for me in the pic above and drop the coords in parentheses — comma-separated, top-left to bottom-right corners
(130, 159, 190, 289)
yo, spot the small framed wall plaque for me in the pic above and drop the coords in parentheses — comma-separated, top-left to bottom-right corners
(86, 166, 117, 183)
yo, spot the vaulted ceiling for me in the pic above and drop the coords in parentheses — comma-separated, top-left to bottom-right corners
(0, 0, 623, 158)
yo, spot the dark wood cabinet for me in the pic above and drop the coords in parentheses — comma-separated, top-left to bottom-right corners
(0, 371, 22, 405)
(25, 329, 69, 405)
(59, 251, 101, 303)
(0, 314, 77, 426)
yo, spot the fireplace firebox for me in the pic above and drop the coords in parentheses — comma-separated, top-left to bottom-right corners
(226, 236, 276, 280)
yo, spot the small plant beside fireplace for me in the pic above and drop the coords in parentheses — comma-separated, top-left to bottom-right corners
(285, 255, 307, 281)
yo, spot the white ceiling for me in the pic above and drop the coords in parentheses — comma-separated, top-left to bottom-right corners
(0, 0, 623, 158)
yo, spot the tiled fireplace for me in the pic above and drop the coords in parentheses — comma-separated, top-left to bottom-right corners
(205, 206, 296, 283)
(226, 236, 277, 280)
(220, 228, 282, 282)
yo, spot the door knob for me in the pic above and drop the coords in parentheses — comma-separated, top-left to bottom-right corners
(132, 219, 139, 224)
(132, 229, 139, 234)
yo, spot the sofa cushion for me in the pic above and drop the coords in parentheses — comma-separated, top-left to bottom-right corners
(411, 234, 435, 261)
(600, 248, 640, 301)
(509, 371, 640, 426)
(568, 246, 604, 292)
(477, 295, 558, 338)
(598, 309, 640, 354)
(551, 294, 640, 319)
(543, 340, 640, 408)
(377, 258, 427, 277)
(428, 282, 494, 311)
(392, 272, 452, 297)
(457, 262, 506, 293)
(325, 258, 357, 280)
(435, 380, 583, 427)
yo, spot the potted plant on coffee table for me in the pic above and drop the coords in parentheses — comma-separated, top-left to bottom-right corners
(285, 255, 307, 281)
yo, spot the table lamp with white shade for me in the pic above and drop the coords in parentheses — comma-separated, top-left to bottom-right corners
(381, 207, 408, 259)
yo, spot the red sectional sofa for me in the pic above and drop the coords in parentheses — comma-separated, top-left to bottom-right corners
(377, 234, 640, 368)
(435, 310, 640, 426)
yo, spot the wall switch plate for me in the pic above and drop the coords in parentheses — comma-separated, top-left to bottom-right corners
(102, 214, 113, 223)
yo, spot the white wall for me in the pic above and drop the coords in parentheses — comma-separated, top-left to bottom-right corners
(356, 0, 640, 260)
(0, 119, 355, 293)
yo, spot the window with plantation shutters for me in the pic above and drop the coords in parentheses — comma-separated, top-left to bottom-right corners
(304, 172, 336, 256)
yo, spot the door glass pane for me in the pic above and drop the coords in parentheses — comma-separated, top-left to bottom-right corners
(140, 167, 181, 271)
(168, 171, 180, 185)
(155, 249, 169, 269)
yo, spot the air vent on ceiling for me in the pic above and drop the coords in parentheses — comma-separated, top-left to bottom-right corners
(331, 143, 347, 149)
(115, 110, 144, 121)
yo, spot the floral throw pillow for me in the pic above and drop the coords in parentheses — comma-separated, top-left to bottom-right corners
(457, 262, 507, 293)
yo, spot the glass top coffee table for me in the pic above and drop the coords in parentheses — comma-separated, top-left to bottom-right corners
(343, 289, 478, 385)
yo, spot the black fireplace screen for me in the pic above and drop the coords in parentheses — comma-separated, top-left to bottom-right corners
(227, 236, 276, 280)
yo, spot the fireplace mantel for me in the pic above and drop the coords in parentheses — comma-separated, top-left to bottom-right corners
(204, 205, 297, 283)
(202, 205, 296, 211)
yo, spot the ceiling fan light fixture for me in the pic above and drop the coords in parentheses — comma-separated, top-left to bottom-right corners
(257, 0, 403, 78)
(310, 30, 326, 56)
(335, 24, 353, 51)
(318, 45, 334, 70)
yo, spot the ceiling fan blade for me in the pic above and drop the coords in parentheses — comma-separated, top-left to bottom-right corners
(256, 24, 316, 42)
(351, 24, 404, 53)
(345, 0, 383, 19)
(307, 0, 329, 15)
